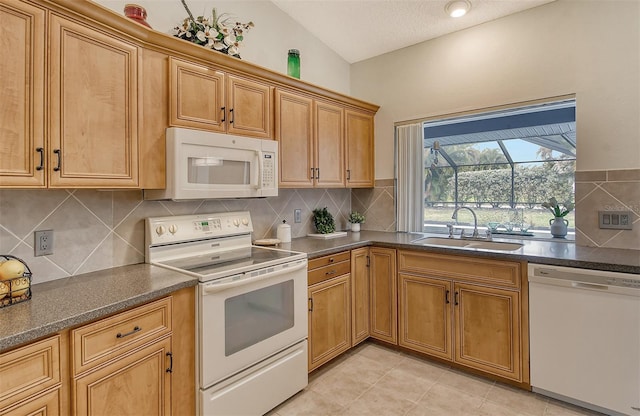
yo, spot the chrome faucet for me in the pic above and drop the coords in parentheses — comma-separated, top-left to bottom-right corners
(451, 206, 479, 238)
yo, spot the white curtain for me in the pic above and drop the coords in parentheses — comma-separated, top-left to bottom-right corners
(396, 123, 424, 232)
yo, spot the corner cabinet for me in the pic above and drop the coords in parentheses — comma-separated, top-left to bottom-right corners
(397, 250, 529, 384)
(369, 247, 397, 344)
(169, 57, 273, 139)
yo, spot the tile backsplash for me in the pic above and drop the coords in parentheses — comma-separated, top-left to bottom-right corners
(575, 169, 640, 250)
(0, 188, 350, 285)
(351, 179, 396, 232)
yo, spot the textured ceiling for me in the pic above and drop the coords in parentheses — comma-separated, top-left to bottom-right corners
(271, 0, 555, 63)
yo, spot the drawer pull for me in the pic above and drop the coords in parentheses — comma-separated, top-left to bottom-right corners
(166, 352, 173, 373)
(325, 269, 337, 276)
(116, 326, 141, 339)
(329, 258, 334, 263)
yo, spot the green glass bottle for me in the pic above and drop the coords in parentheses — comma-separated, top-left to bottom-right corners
(287, 49, 300, 79)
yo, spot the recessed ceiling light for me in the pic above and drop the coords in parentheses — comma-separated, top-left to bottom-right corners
(445, 0, 472, 18)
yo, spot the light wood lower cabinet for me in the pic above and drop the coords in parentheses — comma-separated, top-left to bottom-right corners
(398, 250, 528, 384)
(307, 252, 351, 371)
(70, 288, 194, 415)
(350, 247, 370, 346)
(0, 334, 66, 415)
(369, 247, 397, 344)
(74, 336, 172, 415)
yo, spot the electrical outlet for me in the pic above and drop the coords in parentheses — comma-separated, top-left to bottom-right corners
(34, 230, 54, 256)
(294, 209, 302, 223)
(598, 211, 633, 230)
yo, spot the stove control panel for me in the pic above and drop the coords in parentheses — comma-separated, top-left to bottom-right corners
(146, 211, 253, 245)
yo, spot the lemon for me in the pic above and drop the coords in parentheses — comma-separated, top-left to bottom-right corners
(0, 259, 25, 281)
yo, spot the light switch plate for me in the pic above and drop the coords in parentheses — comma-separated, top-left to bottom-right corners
(598, 211, 633, 230)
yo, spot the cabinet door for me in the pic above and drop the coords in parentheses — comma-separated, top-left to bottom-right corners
(345, 109, 374, 188)
(314, 101, 345, 187)
(74, 336, 172, 416)
(308, 274, 351, 371)
(275, 90, 313, 187)
(169, 57, 225, 132)
(398, 274, 452, 360)
(350, 248, 369, 346)
(0, 388, 60, 416)
(49, 15, 138, 187)
(0, 1, 45, 187)
(227, 75, 272, 138)
(369, 247, 397, 344)
(453, 282, 521, 381)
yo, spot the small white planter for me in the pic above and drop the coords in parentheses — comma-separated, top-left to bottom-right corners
(350, 223, 361, 232)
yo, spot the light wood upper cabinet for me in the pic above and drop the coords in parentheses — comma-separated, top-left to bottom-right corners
(276, 90, 314, 187)
(315, 100, 345, 187)
(351, 247, 370, 346)
(276, 90, 345, 188)
(369, 247, 397, 344)
(0, 1, 46, 187)
(48, 14, 139, 188)
(345, 109, 374, 188)
(170, 57, 225, 132)
(170, 58, 273, 138)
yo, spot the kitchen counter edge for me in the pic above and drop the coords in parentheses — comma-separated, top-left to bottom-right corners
(285, 230, 640, 274)
(0, 263, 197, 353)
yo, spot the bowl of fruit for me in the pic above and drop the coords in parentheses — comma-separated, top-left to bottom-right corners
(0, 255, 32, 307)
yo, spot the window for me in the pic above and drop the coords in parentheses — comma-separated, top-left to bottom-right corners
(422, 99, 576, 237)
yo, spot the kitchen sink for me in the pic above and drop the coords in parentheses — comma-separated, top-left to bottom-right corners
(413, 237, 475, 247)
(412, 237, 523, 251)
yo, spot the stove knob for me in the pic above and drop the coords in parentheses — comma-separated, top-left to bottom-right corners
(156, 225, 166, 236)
(233, 219, 240, 227)
(169, 224, 178, 234)
(242, 218, 249, 226)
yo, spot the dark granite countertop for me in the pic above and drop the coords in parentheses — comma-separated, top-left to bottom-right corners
(285, 230, 640, 274)
(2, 231, 637, 353)
(0, 264, 197, 352)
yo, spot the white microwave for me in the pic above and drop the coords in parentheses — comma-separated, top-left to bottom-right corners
(144, 128, 278, 200)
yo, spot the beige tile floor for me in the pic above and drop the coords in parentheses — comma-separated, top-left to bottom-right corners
(267, 342, 603, 416)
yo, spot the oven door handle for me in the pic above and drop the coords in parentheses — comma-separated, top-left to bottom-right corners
(202, 260, 307, 294)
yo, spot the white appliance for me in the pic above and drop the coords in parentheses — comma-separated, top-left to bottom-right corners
(529, 264, 640, 416)
(144, 127, 278, 200)
(146, 211, 308, 416)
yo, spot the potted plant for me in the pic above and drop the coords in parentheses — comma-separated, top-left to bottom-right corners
(541, 197, 574, 238)
(312, 207, 336, 234)
(347, 211, 365, 232)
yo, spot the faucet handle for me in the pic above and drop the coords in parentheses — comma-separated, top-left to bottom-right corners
(485, 228, 492, 240)
(446, 224, 454, 238)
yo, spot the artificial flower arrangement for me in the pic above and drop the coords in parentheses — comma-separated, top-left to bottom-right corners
(347, 211, 366, 224)
(541, 197, 574, 218)
(172, 0, 254, 58)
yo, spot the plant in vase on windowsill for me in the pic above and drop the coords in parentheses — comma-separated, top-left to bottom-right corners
(348, 211, 366, 232)
(541, 197, 574, 238)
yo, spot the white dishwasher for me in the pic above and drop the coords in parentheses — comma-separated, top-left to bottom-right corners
(529, 264, 640, 416)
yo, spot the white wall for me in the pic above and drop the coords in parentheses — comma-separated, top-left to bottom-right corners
(350, 0, 640, 179)
(96, 0, 351, 94)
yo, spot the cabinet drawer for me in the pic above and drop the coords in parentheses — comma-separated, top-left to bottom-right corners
(308, 251, 350, 270)
(398, 250, 521, 289)
(71, 296, 172, 375)
(0, 335, 60, 409)
(308, 260, 351, 286)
